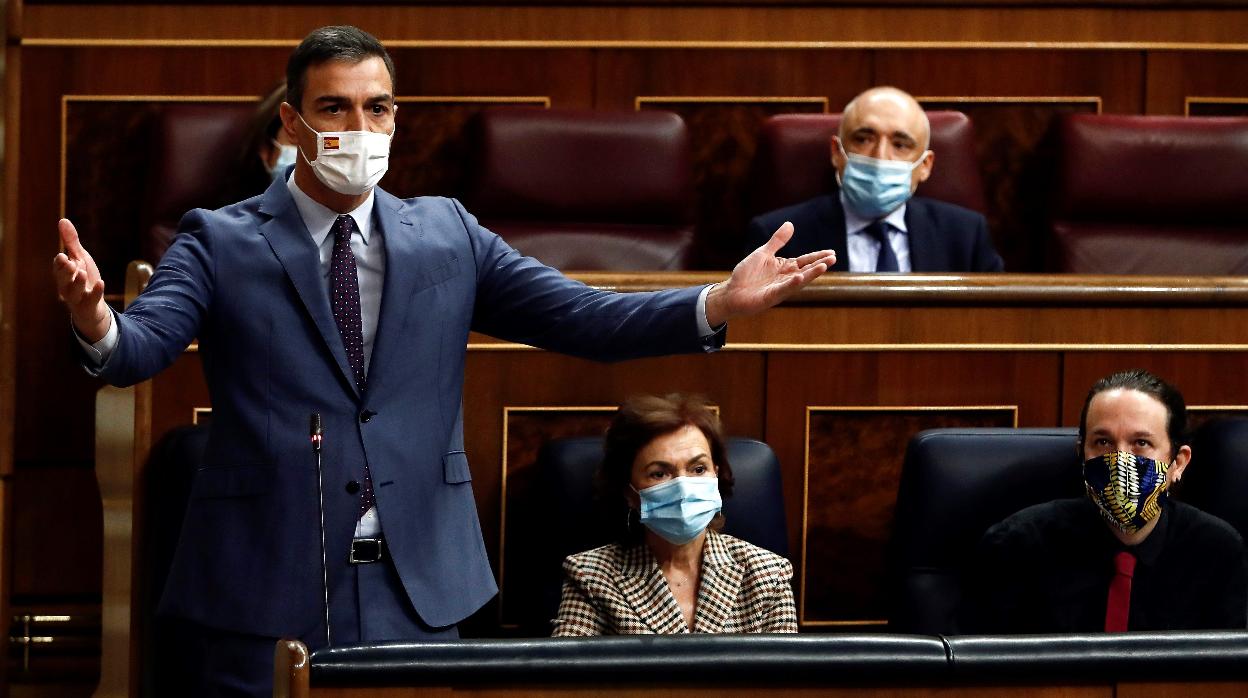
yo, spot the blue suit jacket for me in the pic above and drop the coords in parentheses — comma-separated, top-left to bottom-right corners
(95, 177, 722, 638)
(746, 194, 1004, 272)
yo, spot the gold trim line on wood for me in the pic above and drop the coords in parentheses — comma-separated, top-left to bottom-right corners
(191, 408, 211, 425)
(636, 96, 829, 111)
(64, 94, 261, 103)
(799, 406, 811, 625)
(396, 96, 551, 107)
(798, 404, 1017, 626)
(21, 38, 1248, 51)
(1189, 405, 1248, 412)
(919, 95, 1103, 115)
(1185, 96, 1248, 116)
(497, 405, 618, 627)
(802, 619, 888, 627)
(467, 342, 1248, 353)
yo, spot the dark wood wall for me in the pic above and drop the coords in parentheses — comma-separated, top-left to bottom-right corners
(6, 0, 1248, 687)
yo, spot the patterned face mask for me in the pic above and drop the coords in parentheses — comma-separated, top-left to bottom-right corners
(1083, 451, 1172, 535)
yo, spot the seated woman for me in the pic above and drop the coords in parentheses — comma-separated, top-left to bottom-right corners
(551, 393, 797, 635)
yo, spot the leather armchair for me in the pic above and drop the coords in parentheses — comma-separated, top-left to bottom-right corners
(1182, 418, 1248, 542)
(888, 428, 1083, 634)
(1050, 114, 1248, 274)
(748, 111, 987, 218)
(140, 103, 255, 263)
(465, 107, 697, 271)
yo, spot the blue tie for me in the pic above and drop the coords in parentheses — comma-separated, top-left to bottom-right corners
(864, 221, 899, 272)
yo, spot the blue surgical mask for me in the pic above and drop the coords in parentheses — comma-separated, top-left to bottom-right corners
(1083, 451, 1172, 535)
(837, 139, 928, 219)
(636, 476, 722, 545)
(270, 142, 298, 183)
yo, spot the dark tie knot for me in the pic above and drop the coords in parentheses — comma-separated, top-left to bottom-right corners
(335, 215, 356, 243)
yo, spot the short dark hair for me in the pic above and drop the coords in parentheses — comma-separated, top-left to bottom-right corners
(285, 26, 396, 112)
(601, 394, 735, 544)
(1078, 369, 1188, 458)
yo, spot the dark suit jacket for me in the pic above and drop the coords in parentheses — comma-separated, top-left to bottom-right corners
(746, 193, 1004, 272)
(91, 176, 724, 639)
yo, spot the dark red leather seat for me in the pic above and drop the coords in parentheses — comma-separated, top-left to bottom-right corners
(140, 103, 255, 263)
(748, 111, 987, 218)
(465, 108, 696, 271)
(1051, 114, 1248, 274)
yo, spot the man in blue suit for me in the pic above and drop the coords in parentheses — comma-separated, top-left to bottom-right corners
(53, 26, 834, 694)
(747, 87, 1003, 273)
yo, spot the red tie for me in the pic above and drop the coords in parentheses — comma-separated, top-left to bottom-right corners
(1104, 551, 1136, 632)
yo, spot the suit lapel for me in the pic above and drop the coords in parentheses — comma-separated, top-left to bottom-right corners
(615, 544, 689, 634)
(692, 531, 742, 633)
(366, 188, 421, 390)
(904, 199, 936, 272)
(820, 194, 851, 272)
(257, 180, 360, 398)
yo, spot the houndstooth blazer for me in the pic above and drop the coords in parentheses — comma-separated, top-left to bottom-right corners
(551, 529, 798, 635)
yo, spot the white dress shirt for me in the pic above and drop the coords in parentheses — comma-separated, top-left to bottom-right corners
(841, 190, 912, 273)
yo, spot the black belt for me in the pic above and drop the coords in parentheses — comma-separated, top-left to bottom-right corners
(349, 538, 387, 564)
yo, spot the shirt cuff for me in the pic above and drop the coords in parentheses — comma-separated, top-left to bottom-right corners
(696, 284, 721, 338)
(73, 309, 118, 366)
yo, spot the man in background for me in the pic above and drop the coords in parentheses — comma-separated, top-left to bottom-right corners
(747, 86, 1002, 273)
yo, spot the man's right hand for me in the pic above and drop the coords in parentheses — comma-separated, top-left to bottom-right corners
(52, 218, 111, 344)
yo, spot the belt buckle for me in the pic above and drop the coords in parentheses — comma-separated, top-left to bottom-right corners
(349, 538, 384, 564)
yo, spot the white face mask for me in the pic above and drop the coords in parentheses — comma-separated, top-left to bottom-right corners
(296, 112, 393, 196)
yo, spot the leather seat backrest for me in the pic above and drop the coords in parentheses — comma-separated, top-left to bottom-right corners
(748, 111, 987, 217)
(464, 107, 697, 270)
(1051, 114, 1248, 274)
(141, 103, 255, 263)
(888, 428, 1083, 634)
(1182, 418, 1248, 543)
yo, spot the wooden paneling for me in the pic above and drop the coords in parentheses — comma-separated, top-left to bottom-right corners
(1061, 352, 1248, 427)
(801, 405, 1016, 626)
(18, 5, 1248, 44)
(1146, 51, 1248, 115)
(764, 351, 1063, 587)
(8, 0, 1248, 685)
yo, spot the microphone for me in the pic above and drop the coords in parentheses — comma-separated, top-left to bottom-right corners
(310, 413, 331, 647)
(310, 413, 323, 452)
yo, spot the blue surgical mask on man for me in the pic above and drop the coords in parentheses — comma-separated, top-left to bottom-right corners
(636, 476, 722, 545)
(270, 142, 298, 182)
(837, 139, 929, 219)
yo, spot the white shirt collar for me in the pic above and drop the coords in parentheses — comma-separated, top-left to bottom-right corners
(841, 189, 909, 236)
(286, 172, 376, 247)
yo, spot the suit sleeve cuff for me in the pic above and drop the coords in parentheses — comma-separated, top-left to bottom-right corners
(73, 309, 118, 367)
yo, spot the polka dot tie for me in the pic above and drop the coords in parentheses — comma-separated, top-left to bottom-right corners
(329, 214, 375, 514)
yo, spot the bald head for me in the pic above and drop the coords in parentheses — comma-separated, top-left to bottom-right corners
(831, 86, 935, 202)
(839, 86, 931, 153)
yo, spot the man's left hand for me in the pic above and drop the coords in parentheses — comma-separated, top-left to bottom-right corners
(705, 221, 835, 328)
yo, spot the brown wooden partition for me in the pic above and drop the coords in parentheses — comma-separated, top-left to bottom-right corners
(10, 2, 1248, 685)
(94, 272, 1248, 643)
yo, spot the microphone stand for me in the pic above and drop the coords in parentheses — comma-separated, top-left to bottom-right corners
(310, 413, 332, 647)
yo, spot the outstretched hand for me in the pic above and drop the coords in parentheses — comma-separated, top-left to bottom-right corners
(52, 218, 111, 343)
(704, 222, 835, 328)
